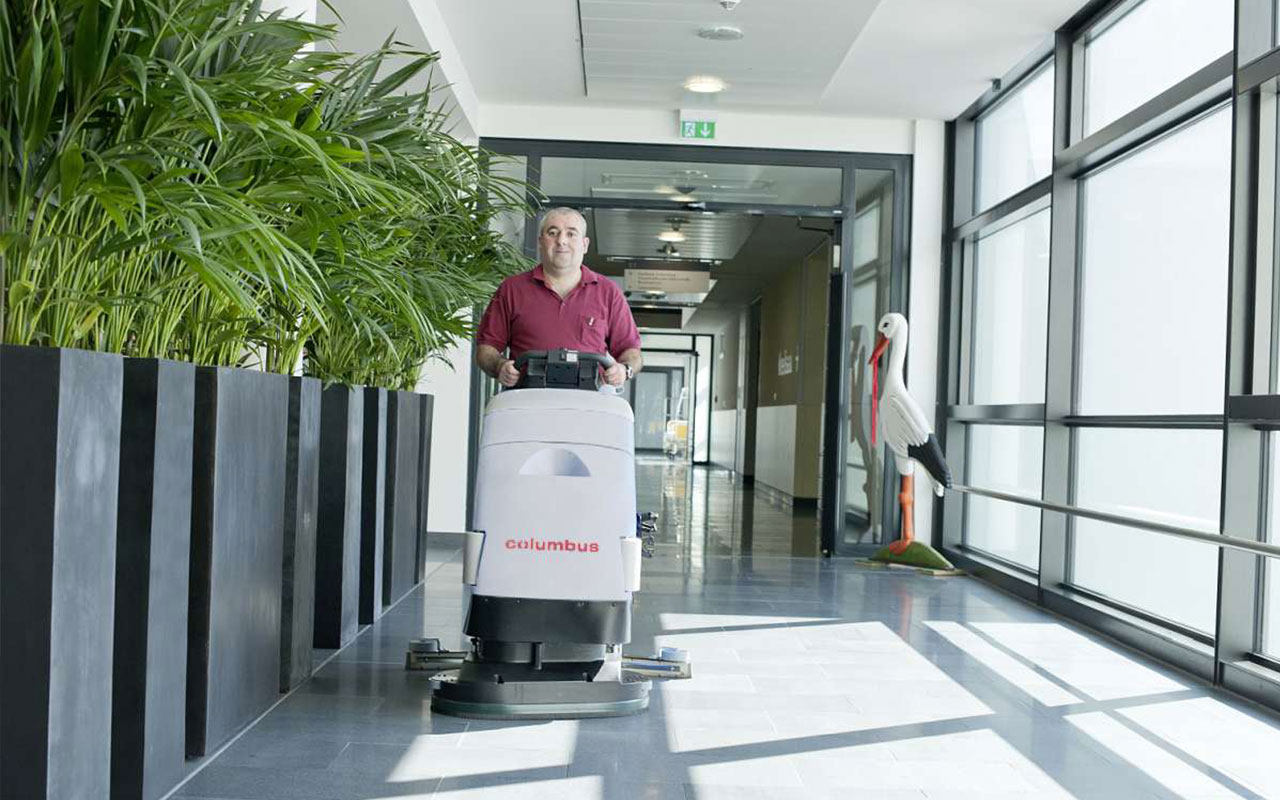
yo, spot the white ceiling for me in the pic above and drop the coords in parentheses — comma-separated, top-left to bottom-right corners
(579, 0, 881, 106)
(433, 0, 1092, 120)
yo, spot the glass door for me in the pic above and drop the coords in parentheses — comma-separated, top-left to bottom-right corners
(842, 169, 897, 550)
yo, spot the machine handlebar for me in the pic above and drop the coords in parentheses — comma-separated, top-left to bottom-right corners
(513, 350, 616, 370)
(509, 349, 617, 391)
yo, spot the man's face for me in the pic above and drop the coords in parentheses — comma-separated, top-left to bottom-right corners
(538, 213, 589, 272)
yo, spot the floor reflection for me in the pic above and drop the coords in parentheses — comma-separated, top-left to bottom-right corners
(635, 457, 821, 557)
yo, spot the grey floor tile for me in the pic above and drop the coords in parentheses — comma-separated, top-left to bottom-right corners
(175, 765, 439, 799)
(176, 462, 1280, 800)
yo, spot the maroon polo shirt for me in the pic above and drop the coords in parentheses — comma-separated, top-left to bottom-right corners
(476, 264, 641, 362)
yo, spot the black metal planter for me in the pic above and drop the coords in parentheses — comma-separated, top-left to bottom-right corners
(111, 358, 195, 800)
(359, 387, 388, 624)
(314, 385, 364, 649)
(383, 391, 422, 607)
(186, 367, 289, 757)
(0, 345, 123, 800)
(414, 394, 435, 584)
(281, 376, 321, 691)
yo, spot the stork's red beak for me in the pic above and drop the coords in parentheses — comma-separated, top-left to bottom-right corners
(869, 333, 889, 366)
(868, 333, 888, 447)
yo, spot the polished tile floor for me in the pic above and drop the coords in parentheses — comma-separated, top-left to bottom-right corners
(177, 462, 1280, 800)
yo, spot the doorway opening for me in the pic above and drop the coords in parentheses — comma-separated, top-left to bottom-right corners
(473, 140, 910, 556)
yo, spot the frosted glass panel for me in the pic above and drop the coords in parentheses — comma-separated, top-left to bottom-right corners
(1083, 0, 1233, 136)
(1077, 107, 1231, 415)
(971, 209, 1050, 405)
(977, 64, 1055, 211)
(1072, 428, 1221, 632)
(853, 203, 881, 267)
(965, 425, 1043, 570)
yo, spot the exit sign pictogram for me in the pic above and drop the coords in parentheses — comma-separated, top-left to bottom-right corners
(680, 120, 716, 139)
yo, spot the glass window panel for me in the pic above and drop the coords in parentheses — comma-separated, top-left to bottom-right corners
(1257, 87, 1280, 395)
(965, 425, 1044, 570)
(1266, 438, 1280, 657)
(1083, 0, 1232, 136)
(491, 155, 529, 254)
(1072, 428, 1221, 633)
(1077, 107, 1231, 415)
(976, 64, 1055, 211)
(971, 208, 1051, 405)
(540, 157, 843, 207)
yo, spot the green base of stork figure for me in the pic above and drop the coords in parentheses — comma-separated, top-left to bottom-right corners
(867, 312, 955, 572)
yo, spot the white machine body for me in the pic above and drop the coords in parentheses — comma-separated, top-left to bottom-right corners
(471, 389, 638, 602)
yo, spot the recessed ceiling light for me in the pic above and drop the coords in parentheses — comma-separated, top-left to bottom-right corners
(698, 25, 744, 41)
(683, 75, 726, 93)
(654, 184, 677, 194)
(658, 230, 687, 243)
(671, 193, 697, 203)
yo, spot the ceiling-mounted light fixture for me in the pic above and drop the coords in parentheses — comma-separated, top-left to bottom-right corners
(657, 219, 687, 243)
(671, 193, 697, 203)
(698, 25, 744, 41)
(683, 75, 726, 93)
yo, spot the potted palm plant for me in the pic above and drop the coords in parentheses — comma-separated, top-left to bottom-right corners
(1, 0, 531, 795)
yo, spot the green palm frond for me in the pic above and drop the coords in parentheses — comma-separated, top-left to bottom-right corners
(1, 0, 534, 385)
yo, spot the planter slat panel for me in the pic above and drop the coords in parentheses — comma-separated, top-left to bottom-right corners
(384, 391, 421, 606)
(187, 368, 289, 756)
(1, 346, 123, 800)
(415, 394, 434, 584)
(314, 386, 363, 649)
(112, 359, 194, 800)
(359, 388, 387, 624)
(281, 377, 321, 690)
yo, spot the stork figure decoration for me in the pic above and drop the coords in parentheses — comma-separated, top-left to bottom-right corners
(868, 313, 953, 556)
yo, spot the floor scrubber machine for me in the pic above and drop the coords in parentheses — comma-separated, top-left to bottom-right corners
(422, 349, 656, 719)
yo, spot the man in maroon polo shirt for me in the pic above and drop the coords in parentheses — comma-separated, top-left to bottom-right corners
(475, 207, 643, 388)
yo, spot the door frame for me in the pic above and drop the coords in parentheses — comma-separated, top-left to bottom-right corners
(470, 139, 912, 556)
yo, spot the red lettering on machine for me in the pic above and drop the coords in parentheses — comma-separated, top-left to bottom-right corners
(504, 537, 600, 553)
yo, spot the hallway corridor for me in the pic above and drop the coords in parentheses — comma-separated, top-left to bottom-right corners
(175, 464, 1280, 800)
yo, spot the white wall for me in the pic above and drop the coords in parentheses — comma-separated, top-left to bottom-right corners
(265, 0, 315, 19)
(906, 120, 947, 544)
(415, 338, 473, 534)
(755, 405, 797, 497)
(323, 0, 481, 140)
(480, 103, 915, 154)
(710, 409, 737, 469)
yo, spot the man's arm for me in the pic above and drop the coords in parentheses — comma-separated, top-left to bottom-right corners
(617, 348, 641, 376)
(476, 344, 520, 387)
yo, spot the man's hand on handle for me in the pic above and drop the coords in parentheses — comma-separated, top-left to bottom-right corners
(496, 359, 520, 387)
(602, 363, 627, 386)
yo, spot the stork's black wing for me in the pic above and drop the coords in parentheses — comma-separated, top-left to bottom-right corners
(908, 434, 952, 489)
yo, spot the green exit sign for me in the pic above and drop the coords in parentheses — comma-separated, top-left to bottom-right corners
(680, 120, 716, 139)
